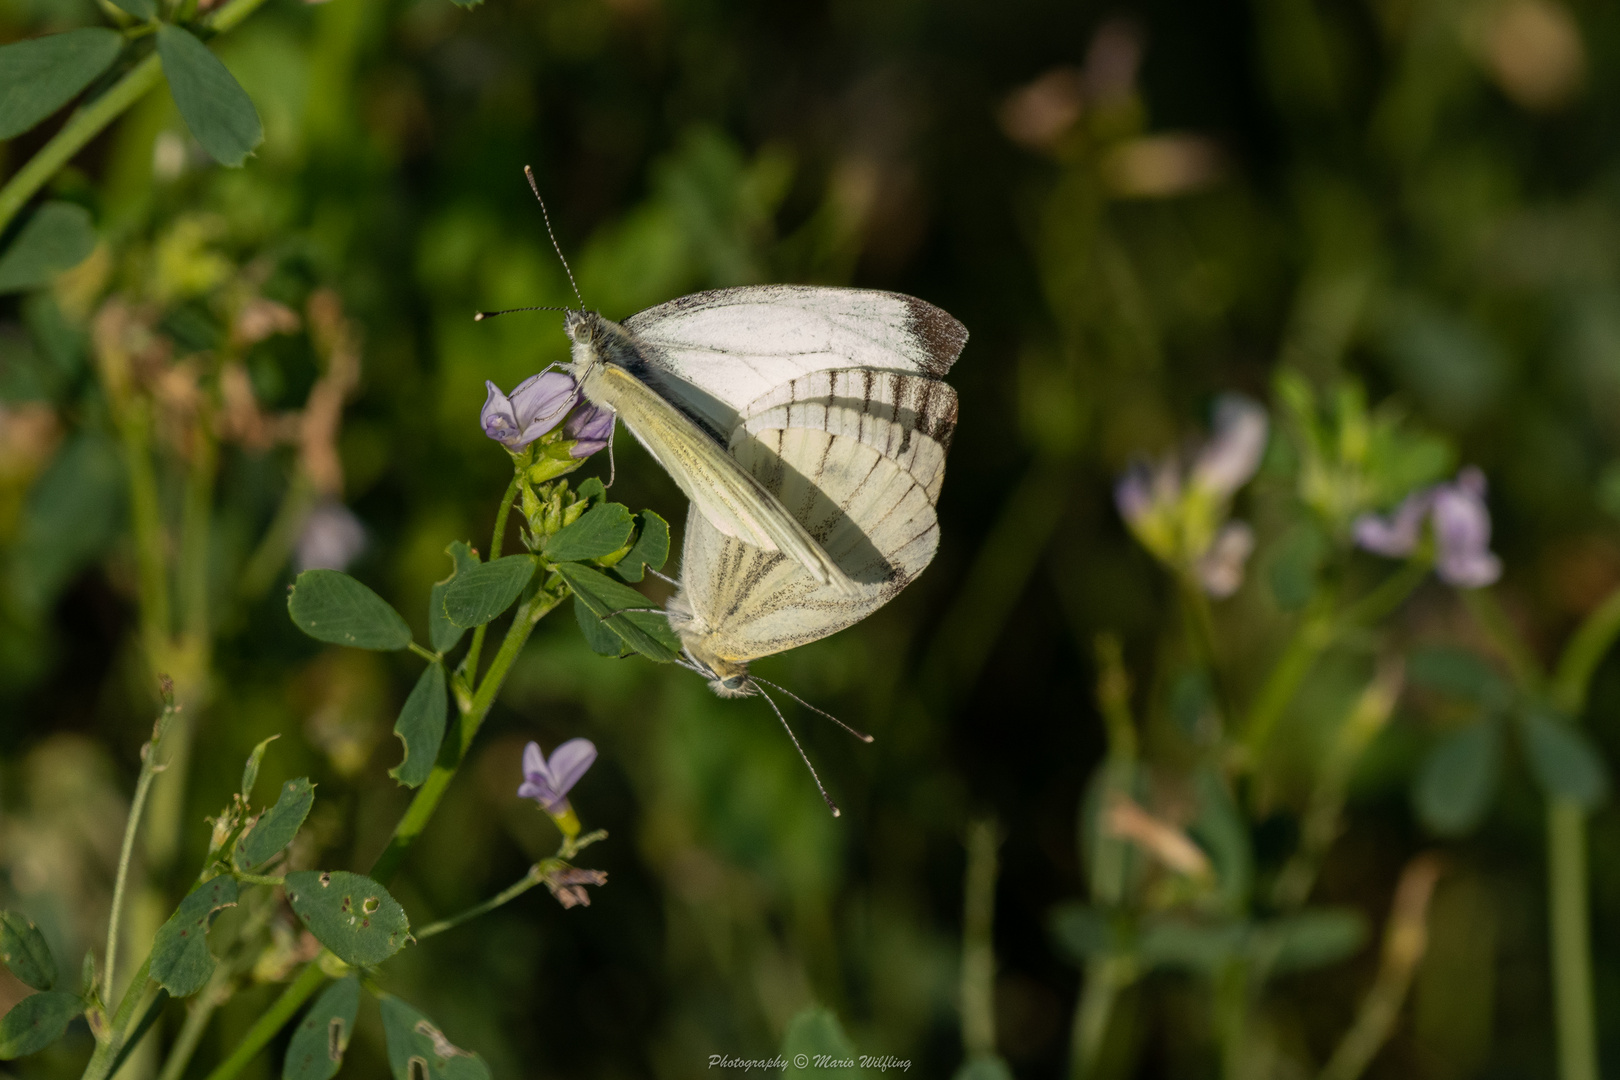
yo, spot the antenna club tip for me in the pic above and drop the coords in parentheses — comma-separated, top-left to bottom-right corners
(831, 807, 842, 818)
(860, 734, 876, 744)
(473, 312, 487, 321)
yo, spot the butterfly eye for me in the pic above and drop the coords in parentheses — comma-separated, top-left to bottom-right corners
(722, 675, 748, 691)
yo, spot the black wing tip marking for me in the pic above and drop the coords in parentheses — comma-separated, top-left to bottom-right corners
(902, 296, 968, 376)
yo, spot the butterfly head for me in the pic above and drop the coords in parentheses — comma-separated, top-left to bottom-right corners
(679, 637, 755, 698)
(563, 309, 597, 344)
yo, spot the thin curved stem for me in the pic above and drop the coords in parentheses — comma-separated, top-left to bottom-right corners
(196, 963, 324, 1080)
(459, 474, 522, 686)
(1551, 584, 1620, 715)
(416, 866, 544, 940)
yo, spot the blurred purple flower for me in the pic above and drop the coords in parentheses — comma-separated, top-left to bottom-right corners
(295, 500, 366, 572)
(1353, 466, 1501, 588)
(563, 404, 615, 458)
(518, 738, 597, 815)
(1196, 522, 1255, 598)
(1191, 394, 1269, 499)
(481, 372, 578, 450)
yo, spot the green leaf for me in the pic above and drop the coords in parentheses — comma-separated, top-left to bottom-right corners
(107, 0, 156, 18)
(235, 778, 315, 870)
(241, 734, 279, 801)
(428, 542, 479, 654)
(283, 974, 359, 1080)
(1414, 716, 1501, 836)
(573, 595, 632, 658)
(389, 662, 447, 788)
(441, 555, 536, 628)
(543, 502, 634, 562)
(155, 24, 263, 167)
(0, 991, 81, 1059)
(379, 996, 492, 1080)
(1256, 909, 1368, 974)
(1190, 767, 1251, 910)
(1048, 903, 1116, 965)
(0, 912, 56, 991)
(1520, 709, 1609, 810)
(447, 0, 486, 9)
(612, 510, 670, 583)
(1407, 646, 1511, 709)
(284, 871, 410, 967)
(0, 202, 97, 294)
(555, 562, 679, 663)
(574, 477, 606, 505)
(1137, 917, 1245, 973)
(0, 28, 123, 140)
(780, 1006, 866, 1076)
(150, 877, 239, 997)
(288, 570, 413, 651)
(1266, 523, 1326, 612)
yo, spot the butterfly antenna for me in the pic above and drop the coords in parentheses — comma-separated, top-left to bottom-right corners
(524, 165, 584, 310)
(643, 565, 681, 587)
(754, 683, 841, 817)
(753, 677, 874, 743)
(474, 305, 570, 321)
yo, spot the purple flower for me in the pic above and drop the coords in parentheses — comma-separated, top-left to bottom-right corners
(1353, 467, 1502, 588)
(518, 738, 597, 815)
(295, 501, 366, 572)
(1196, 521, 1254, 598)
(481, 372, 578, 450)
(563, 404, 615, 458)
(1191, 394, 1269, 499)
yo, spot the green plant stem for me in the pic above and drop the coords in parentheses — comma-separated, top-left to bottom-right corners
(197, 963, 325, 1080)
(179, 426, 218, 643)
(1549, 798, 1598, 1080)
(1242, 593, 1334, 761)
(0, 0, 273, 233)
(104, 989, 168, 1080)
(1462, 589, 1600, 1080)
(459, 474, 521, 688)
(104, 699, 174, 1003)
(1551, 583, 1620, 714)
(372, 588, 562, 882)
(1069, 956, 1130, 1080)
(960, 817, 1000, 1061)
(416, 866, 545, 940)
(1462, 588, 1543, 688)
(81, 959, 152, 1080)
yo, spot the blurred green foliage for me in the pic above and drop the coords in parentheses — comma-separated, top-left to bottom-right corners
(2, 0, 1620, 1077)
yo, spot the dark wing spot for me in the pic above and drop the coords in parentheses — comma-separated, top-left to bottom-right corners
(903, 296, 968, 375)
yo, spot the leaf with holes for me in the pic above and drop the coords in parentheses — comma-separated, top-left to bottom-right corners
(389, 662, 447, 788)
(241, 734, 279, 801)
(612, 510, 670, 583)
(554, 562, 678, 663)
(0, 912, 55, 991)
(288, 570, 413, 650)
(235, 778, 314, 870)
(543, 502, 634, 563)
(0, 203, 97, 294)
(0, 991, 81, 1059)
(150, 877, 239, 997)
(284, 871, 410, 967)
(156, 24, 263, 167)
(428, 542, 479, 654)
(283, 974, 360, 1080)
(441, 555, 536, 628)
(379, 996, 492, 1080)
(0, 28, 123, 140)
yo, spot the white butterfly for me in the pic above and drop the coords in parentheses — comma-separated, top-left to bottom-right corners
(562, 285, 966, 595)
(660, 372, 958, 812)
